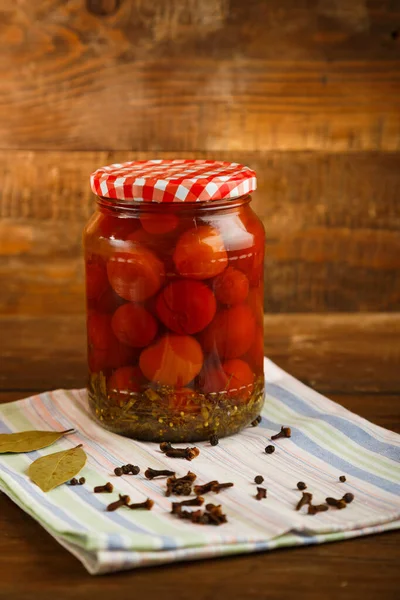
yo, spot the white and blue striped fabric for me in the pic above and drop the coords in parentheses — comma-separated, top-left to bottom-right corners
(0, 358, 399, 574)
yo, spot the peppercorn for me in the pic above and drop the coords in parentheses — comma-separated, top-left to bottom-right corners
(69, 478, 78, 486)
(254, 475, 264, 485)
(339, 475, 346, 482)
(343, 493, 354, 504)
(79, 477, 86, 485)
(209, 434, 219, 446)
(297, 481, 307, 490)
(122, 465, 130, 474)
(114, 467, 123, 476)
(265, 445, 275, 454)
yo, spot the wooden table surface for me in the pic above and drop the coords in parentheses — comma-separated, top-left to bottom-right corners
(0, 313, 399, 600)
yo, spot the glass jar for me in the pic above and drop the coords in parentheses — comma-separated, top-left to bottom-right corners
(84, 160, 265, 442)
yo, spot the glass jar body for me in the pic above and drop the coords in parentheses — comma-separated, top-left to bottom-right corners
(83, 195, 265, 442)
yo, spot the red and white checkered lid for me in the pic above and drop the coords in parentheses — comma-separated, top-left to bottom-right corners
(90, 159, 256, 203)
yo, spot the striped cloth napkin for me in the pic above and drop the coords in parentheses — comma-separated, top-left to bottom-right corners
(0, 358, 399, 575)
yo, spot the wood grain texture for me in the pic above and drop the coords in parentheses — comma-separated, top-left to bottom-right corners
(0, 0, 399, 151)
(1, 313, 399, 393)
(0, 149, 399, 315)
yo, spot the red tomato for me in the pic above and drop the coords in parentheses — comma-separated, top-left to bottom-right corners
(245, 329, 264, 371)
(247, 287, 264, 326)
(173, 225, 228, 279)
(199, 359, 254, 398)
(213, 266, 249, 306)
(108, 366, 146, 404)
(139, 335, 203, 387)
(87, 312, 136, 372)
(107, 244, 165, 302)
(111, 303, 158, 347)
(140, 213, 178, 235)
(156, 280, 216, 334)
(85, 257, 109, 301)
(200, 304, 256, 359)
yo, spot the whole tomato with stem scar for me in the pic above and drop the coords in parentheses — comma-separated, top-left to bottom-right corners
(200, 304, 256, 359)
(111, 303, 158, 347)
(107, 244, 165, 302)
(173, 225, 228, 279)
(139, 334, 203, 387)
(156, 279, 216, 334)
(213, 266, 249, 306)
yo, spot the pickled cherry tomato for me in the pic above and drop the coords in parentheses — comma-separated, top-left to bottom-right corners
(201, 304, 256, 359)
(139, 334, 203, 387)
(107, 245, 165, 302)
(213, 266, 249, 306)
(111, 303, 157, 347)
(222, 359, 254, 397)
(85, 257, 109, 300)
(200, 359, 254, 396)
(173, 225, 228, 279)
(108, 366, 146, 404)
(87, 312, 136, 371)
(156, 280, 216, 334)
(246, 328, 264, 370)
(247, 287, 264, 326)
(140, 213, 178, 235)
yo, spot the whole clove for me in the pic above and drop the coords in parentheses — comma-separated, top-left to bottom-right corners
(256, 486, 267, 500)
(173, 503, 227, 526)
(107, 494, 131, 512)
(343, 492, 354, 504)
(251, 415, 262, 427)
(265, 445, 275, 454)
(297, 481, 307, 491)
(171, 497, 204, 513)
(211, 482, 234, 493)
(94, 482, 114, 493)
(128, 498, 154, 510)
(271, 426, 291, 440)
(308, 503, 329, 515)
(339, 475, 347, 482)
(296, 492, 313, 511)
(164, 446, 200, 461)
(160, 441, 172, 453)
(166, 473, 197, 497)
(209, 434, 219, 446)
(254, 475, 264, 485)
(194, 481, 233, 495)
(145, 467, 175, 480)
(326, 497, 347, 509)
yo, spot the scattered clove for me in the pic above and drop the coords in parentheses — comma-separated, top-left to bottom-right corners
(343, 493, 354, 504)
(254, 475, 264, 485)
(265, 445, 275, 454)
(256, 487, 267, 500)
(160, 441, 172, 453)
(326, 497, 347, 509)
(308, 503, 329, 515)
(164, 446, 200, 461)
(145, 467, 175, 480)
(94, 482, 114, 493)
(271, 426, 291, 440)
(296, 492, 313, 511)
(297, 481, 307, 490)
(194, 481, 233, 495)
(128, 498, 154, 510)
(166, 472, 197, 497)
(251, 415, 262, 427)
(339, 475, 346, 482)
(209, 434, 219, 446)
(173, 503, 227, 526)
(171, 497, 204, 513)
(107, 494, 131, 512)
(211, 482, 234, 493)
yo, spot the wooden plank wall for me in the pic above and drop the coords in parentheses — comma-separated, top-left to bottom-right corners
(0, 0, 399, 315)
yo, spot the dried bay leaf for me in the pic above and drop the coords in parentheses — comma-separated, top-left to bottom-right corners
(0, 429, 74, 453)
(28, 445, 86, 492)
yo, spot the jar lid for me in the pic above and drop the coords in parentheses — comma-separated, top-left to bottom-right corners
(90, 159, 256, 203)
